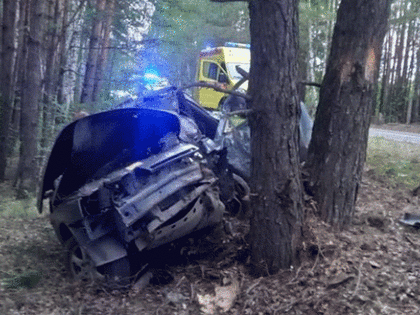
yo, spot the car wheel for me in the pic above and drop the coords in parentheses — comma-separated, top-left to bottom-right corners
(65, 237, 130, 288)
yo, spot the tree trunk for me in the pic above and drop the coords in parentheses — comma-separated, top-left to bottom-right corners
(413, 31, 420, 123)
(379, 32, 390, 118)
(56, 0, 70, 106)
(66, 25, 85, 105)
(405, 20, 416, 124)
(80, 0, 106, 105)
(247, 0, 303, 275)
(92, 0, 115, 102)
(16, 0, 45, 198)
(10, 0, 29, 183)
(40, 0, 65, 154)
(393, 11, 408, 123)
(0, 0, 19, 180)
(305, 0, 391, 229)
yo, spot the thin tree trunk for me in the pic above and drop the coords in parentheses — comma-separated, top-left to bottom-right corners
(401, 19, 413, 84)
(388, 24, 398, 89)
(11, 0, 29, 184)
(407, 98, 413, 125)
(67, 27, 85, 105)
(413, 33, 420, 123)
(394, 17, 407, 122)
(56, 0, 69, 107)
(395, 23, 405, 83)
(405, 20, 416, 124)
(40, 0, 65, 154)
(379, 33, 391, 118)
(91, 0, 115, 102)
(0, 0, 19, 180)
(80, 0, 106, 106)
(16, 0, 45, 198)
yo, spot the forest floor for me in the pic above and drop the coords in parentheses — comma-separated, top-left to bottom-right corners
(2, 125, 420, 314)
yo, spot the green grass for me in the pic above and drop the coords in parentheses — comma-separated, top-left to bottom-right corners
(1, 270, 43, 290)
(366, 136, 420, 190)
(0, 184, 39, 218)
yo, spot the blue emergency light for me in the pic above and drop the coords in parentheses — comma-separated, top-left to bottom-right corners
(224, 42, 250, 49)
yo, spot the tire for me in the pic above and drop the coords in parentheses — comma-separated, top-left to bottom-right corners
(65, 236, 130, 288)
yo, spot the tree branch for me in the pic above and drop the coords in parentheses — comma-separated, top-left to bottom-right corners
(183, 82, 251, 100)
(300, 81, 322, 88)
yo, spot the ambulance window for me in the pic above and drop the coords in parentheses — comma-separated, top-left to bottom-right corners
(202, 61, 211, 78)
(208, 63, 218, 80)
(202, 61, 218, 80)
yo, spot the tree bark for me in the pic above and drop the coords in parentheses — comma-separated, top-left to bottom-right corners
(405, 20, 416, 124)
(16, 0, 45, 198)
(305, 0, 391, 229)
(0, 0, 19, 180)
(413, 32, 420, 123)
(80, 0, 106, 105)
(247, 0, 303, 275)
(40, 0, 66, 154)
(91, 0, 115, 102)
(379, 32, 390, 118)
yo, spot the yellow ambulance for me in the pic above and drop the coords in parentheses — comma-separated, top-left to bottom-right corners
(193, 42, 250, 110)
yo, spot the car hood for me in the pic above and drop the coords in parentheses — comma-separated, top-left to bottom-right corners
(38, 108, 180, 213)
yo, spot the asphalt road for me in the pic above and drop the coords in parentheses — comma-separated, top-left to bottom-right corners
(369, 128, 420, 145)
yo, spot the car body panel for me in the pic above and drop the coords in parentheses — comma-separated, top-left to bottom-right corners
(38, 108, 181, 213)
(39, 107, 225, 269)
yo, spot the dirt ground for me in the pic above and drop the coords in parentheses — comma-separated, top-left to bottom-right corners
(1, 124, 420, 315)
(1, 170, 420, 315)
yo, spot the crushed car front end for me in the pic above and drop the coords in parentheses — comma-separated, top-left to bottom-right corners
(38, 108, 225, 284)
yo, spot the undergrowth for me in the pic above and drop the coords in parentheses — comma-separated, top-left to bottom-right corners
(366, 136, 420, 190)
(0, 183, 38, 218)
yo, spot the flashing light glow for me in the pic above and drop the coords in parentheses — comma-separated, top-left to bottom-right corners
(224, 42, 250, 49)
(201, 42, 251, 53)
(143, 72, 161, 83)
(141, 71, 170, 91)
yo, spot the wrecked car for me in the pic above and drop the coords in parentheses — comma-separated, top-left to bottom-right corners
(123, 87, 253, 216)
(134, 84, 313, 181)
(38, 76, 313, 287)
(37, 108, 225, 286)
(124, 84, 313, 216)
